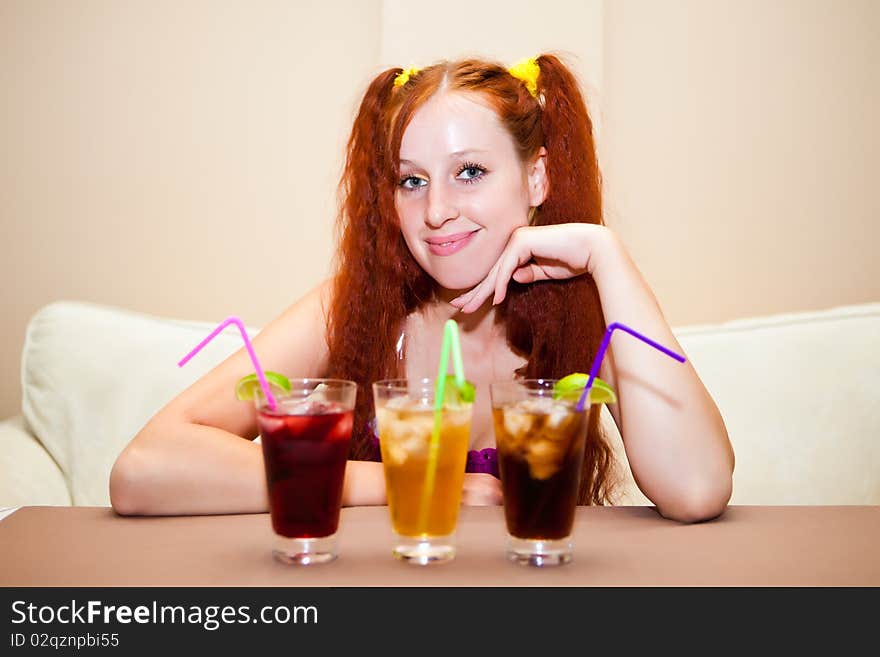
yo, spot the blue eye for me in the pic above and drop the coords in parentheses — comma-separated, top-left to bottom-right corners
(457, 162, 487, 183)
(399, 176, 427, 191)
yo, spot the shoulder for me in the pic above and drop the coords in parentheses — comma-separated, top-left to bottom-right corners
(271, 277, 334, 327)
(251, 277, 336, 378)
(299, 277, 335, 318)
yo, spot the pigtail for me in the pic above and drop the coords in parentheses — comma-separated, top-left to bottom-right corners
(534, 54, 603, 230)
(327, 69, 407, 460)
(503, 54, 615, 505)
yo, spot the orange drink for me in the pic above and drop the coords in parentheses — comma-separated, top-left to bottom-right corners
(373, 379, 471, 564)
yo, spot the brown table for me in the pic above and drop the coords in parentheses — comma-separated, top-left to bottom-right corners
(1, 505, 878, 586)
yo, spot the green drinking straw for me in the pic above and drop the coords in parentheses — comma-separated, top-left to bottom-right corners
(417, 319, 468, 535)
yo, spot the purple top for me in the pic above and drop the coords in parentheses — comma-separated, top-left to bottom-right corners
(464, 446, 499, 477)
(366, 419, 499, 479)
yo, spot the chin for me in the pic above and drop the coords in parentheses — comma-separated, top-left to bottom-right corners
(425, 264, 487, 293)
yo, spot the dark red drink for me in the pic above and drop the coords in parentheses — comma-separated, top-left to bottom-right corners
(258, 402, 353, 538)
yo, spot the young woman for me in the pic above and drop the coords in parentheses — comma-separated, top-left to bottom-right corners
(110, 54, 734, 522)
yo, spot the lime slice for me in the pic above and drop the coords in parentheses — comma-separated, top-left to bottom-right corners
(234, 371, 292, 401)
(553, 372, 617, 404)
(443, 375, 475, 405)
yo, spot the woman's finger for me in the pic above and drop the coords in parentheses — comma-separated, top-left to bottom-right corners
(460, 276, 495, 313)
(512, 263, 549, 284)
(492, 238, 533, 305)
(450, 269, 490, 308)
(456, 225, 593, 309)
(449, 288, 474, 308)
(460, 259, 502, 313)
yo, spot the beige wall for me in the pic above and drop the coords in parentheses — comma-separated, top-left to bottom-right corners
(1, 0, 380, 418)
(2, 0, 878, 419)
(600, 0, 879, 325)
(380, 0, 604, 103)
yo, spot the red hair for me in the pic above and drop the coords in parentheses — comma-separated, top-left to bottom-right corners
(326, 54, 615, 505)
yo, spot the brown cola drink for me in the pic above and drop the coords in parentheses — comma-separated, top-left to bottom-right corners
(493, 399, 589, 540)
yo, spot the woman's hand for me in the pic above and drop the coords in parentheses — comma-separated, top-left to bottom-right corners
(461, 473, 503, 505)
(450, 223, 611, 313)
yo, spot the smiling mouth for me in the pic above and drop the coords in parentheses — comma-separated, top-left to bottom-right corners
(435, 237, 465, 247)
(424, 230, 479, 256)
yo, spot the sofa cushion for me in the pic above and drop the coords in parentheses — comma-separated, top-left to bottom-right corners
(0, 415, 71, 507)
(540, 303, 880, 506)
(674, 303, 880, 504)
(18, 300, 880, 507)
(21, 301, 258, 505)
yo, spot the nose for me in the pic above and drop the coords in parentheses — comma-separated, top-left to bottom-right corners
(425, 180, 460, 228)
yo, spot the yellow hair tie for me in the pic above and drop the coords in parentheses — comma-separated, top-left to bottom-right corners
(508, 57, 540, 98)
(393, 67, 420, 87)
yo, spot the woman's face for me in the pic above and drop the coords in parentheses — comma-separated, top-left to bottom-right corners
(395, 92, 547, 293)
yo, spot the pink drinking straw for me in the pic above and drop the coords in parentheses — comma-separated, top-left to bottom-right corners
(178, 316, 278, 411)
(576, 322, 686, 412)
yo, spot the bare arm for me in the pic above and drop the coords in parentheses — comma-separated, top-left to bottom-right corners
(591, 229, 734, 522)
(109, 279, 388, 515)
(452, 223, 734, 522)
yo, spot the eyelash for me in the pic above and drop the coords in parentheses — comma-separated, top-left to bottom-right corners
(457, 161, 487, 183)
(398, 161, 488, 190)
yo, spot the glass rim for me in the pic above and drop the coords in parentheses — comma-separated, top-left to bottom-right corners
(488, 378, 589, 407)
(489, 378, 563, 390)
(271, 378, 357, 389)
(372, 377, 439, 391)
(253, 378, 357, 410)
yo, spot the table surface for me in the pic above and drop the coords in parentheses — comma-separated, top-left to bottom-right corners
(1, 505, 878, 586)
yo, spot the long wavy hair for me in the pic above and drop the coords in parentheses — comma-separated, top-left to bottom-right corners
(326, 54, 615, 505)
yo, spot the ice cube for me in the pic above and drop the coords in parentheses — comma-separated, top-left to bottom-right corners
(546, 405, 574, 432)
(444, 407, 471, 430)
(257, 416, 286, 437)
(304, 400, 335, 415)
(329, 412, 354, 442)
(401, 433, 426, 459)
(304, 383, 330, 403)
(382, 430, 427, 464)
(399, 414, 433, 457)
(526, 439, 564, 480)
(384, 396, 411, 411)
(521, 397, 556, 414)
(386, 443, 409, 466)
(375, 407, 391, 425)
(278, 399, 312, 415)
(502, 407, 534, 438)
(378, 408, 432, 461)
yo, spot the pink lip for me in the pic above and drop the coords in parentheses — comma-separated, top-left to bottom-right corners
(425, 230, 479, 256)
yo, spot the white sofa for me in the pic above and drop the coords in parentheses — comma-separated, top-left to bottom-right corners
(2, 300, 878, 509)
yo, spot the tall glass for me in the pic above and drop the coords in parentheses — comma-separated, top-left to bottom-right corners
(490, 379, 594, 567)
(255, 378, 356, 565)
(372, 378, 472, 565)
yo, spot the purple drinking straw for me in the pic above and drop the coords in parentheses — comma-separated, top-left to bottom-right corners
(576, 321, 686, 412)
(178, 316, 278, 411)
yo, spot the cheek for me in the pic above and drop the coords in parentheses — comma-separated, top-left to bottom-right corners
(468, 189, 529, 234)
(478, 172, 529, 221)
(395, 197, 421, 235)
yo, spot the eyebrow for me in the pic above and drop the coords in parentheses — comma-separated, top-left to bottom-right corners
(399, 149, 490, 166)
